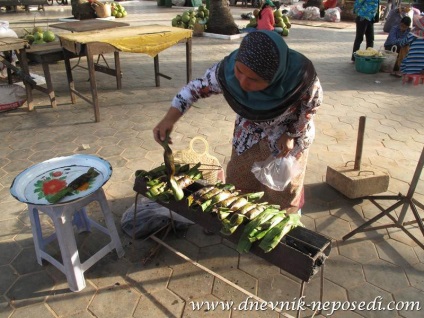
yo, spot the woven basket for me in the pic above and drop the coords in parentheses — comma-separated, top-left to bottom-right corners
(91, 1, 111, 18)
(174, 136, 223, 184)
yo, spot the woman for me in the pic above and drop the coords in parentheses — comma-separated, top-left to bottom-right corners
(153, 31, 323, 214)
(384, 16, 411, 76)
(351, 0, 379, 62)
(257, 0, 282, 34)
(399, 15, 424, 75)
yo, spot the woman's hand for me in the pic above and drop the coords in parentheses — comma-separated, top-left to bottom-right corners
(276, 133, 294, 158)
(153, 108, 183, 144)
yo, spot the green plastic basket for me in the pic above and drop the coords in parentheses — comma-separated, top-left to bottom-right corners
(354, 55, 385, 74)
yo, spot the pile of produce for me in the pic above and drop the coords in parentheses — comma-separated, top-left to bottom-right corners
(22, 27, 56, 45)
(245, 9, 291, 36)
(355, 47, 383, 57)
(171, 5, 209, 29)
(136, 135, 303, 254)
(111, 2, 127, 18)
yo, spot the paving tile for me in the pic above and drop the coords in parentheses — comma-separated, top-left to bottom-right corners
(392, 287, 424, 318)
(126, 260, 172, 295)
(338, 240, 379, 264)
(212, 268, 257, 304)
(46, 282, 96, 317)
(11, 248, 42, 275)
(257, 274, 301, 318)
(324, 254, 366, 290)
(403, 263, 424, 292)
(88, 284, 139, 317)
(0, 219, 25, 242)
(347, 282, 398, 318)
(181, 294, 231, 318)
(185, 224, 222, 248)
(0, 265, 18, 295)
(167, 262, 214, 301)
(363, 259, 409, 293)
(314, 215, 351, 241)
(6, 271, 55, 308)
(8, 303, 56, 318)
(374, 239, 420, 267)
(238, 253, 280, 280)
(197, 244, 239, 275)
(133, 289, 185, 318)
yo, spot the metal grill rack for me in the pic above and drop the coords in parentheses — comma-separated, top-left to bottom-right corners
(133, 177, 332, 317)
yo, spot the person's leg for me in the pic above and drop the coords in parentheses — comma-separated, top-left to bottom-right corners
(352, 17, 367, 61)
(365, 20, 375, 49)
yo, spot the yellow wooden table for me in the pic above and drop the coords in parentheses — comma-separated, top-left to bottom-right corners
(59, 25, 193, 122)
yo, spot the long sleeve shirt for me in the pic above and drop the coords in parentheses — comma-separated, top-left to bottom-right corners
(384, 25, 411, 48)
(171, 63, 323, 157)
(354, 0, 379, 21)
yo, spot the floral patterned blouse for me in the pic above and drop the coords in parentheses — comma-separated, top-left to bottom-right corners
(171, 62, 323, 157)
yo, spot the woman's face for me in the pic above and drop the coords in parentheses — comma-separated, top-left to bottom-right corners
(234, 61, 270, 92)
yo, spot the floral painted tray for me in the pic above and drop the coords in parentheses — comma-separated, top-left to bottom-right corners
(10, 154, 112, 205)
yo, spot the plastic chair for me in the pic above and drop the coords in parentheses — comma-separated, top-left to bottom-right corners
(27, 187, 125, 292)
(402, 74, 424, 86)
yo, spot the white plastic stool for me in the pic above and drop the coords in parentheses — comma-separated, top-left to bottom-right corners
(27, 187, 125, 292)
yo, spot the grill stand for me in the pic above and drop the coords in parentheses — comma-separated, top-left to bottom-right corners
(132, 185, 331, 317)
(343, 147, 424, 250)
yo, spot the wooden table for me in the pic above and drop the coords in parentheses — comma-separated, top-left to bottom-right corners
(58, 24, 193, 122)
(50, 19, 130, 33)
(0, 37, 34, 110)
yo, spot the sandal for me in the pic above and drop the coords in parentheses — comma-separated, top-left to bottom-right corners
(390, 72, 402, 78)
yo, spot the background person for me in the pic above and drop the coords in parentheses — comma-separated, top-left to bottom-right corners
(256, 0, 284, 34)
(153, 31, 323, 214)
(399, 15, 424, 75)
(383, 16, 411, 76)
(351, 0, 379, 62)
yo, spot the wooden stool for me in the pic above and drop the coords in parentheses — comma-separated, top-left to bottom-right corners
(402, 74, 424, 86)
(27, 187, 125, 292)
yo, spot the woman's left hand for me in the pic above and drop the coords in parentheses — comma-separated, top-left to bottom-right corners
(276, 134, 294, 158)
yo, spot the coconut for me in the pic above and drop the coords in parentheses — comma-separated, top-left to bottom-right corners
(43, 31, 55, 43)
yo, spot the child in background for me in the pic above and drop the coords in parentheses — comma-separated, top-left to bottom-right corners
(257, 0, 284, 34)
(384, 16, 411, 76)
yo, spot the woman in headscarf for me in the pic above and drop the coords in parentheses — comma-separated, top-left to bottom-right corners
(153, 31, 323, 214)
(399, 15, 424, 75)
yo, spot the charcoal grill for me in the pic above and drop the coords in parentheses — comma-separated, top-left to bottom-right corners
(133, 176, 332, 317)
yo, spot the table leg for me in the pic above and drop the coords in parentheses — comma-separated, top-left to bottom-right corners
(154, 55, 160, 87)
(114, 51, 122, 89)
(41, 62, 57, 108)
(63, 49, 76, 104)
(16, 48, 34, 111)
(86, 47, 100, 122)
(186, 38, 192, 84)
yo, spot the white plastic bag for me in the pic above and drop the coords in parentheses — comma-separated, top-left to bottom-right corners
(251, 155, 298, 191)
(302, 7, 321, 21)
(324, 7, 341, 23)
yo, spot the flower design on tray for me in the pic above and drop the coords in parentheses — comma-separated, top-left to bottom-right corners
(33, 168, 99, 204)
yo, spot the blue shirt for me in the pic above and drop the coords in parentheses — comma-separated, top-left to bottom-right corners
(384, 25, 411, 48)
(354, 0, 379, 22)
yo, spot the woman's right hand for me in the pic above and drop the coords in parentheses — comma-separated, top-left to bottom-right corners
(153, 108, 183, 144)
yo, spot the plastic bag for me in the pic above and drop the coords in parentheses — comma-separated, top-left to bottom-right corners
(302, 7, 321, 21)
(121, 196, 194, 239)
(251, 155, 299, 191)
(288, 5, 304, 20)
(379, 45, 398, 73)
(324, 7, 341, 22)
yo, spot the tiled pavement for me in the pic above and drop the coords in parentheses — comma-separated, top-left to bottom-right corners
(1, 1, 424, 317)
